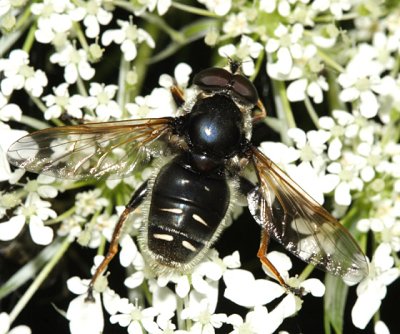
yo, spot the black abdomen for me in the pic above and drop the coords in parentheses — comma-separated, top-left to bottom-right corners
(147, 155, 230, 268)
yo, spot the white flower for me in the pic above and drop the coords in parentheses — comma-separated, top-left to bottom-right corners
(131, 0, 171, 16)
(338, 44, 385, 118)
(67, 278, 104, 334)
(85, 83, 121, 121)
(287, 76, 328, 104)
(31, 0, 75, 44)
(222, 12, 250, 37)
(43, 83, 86, 120)
(0, 193, 56, 244)
(0, 312, 31, 334)
(218, 36, 263, 76)
(0, 49, 48, 97)
(110, 299, 159, 334)
(351, 243, 400, 329)
(70, 0, 113, 39)
(326, 156, 364, 206)
(266, 23, 304, 80)
(259, 0, 291, 17)
(374, 321, 390, 334)
(75, 188, 109, 217)
(50, 43, 95, 84)
(311, 0, 352, 19)
(57, 214, 85, 241)
(198, 0, 232, 16)
(181, 298, 227, 334)
(153, 314, 188, 334)
(102, 19, 155, 61)
(0, 124, 27, 182)
(126, 87, 177, 119)
(227, 304, 293, 334)
(66, 269, 121, 334)
(0, 93, 22, 122)
(259, 141, 300, 166)
(147, 280, 178, 319)
(288, 127, 330, 163)
(223, 268, 285, 308)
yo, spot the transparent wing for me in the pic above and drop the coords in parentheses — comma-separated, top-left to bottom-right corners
(248, 146, 368, 284)
(7, 118, 173, 180)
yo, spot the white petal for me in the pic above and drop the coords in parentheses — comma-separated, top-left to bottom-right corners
(334, 182, 352, 206)
(0, 215, 25, 241)
(65, 64, 78, 84)
(37, 185, 58, 198)
(119, 235, 137, 267)
(84, 16, 100, 39)
(121, 40, 137, 61)
(29, 216, 54, 245)
(67, 294, 104, 334)
(328, 137, 342, 160)
(265, 38, 280, 53)
(223, 251, 241, 268)
(276, 47, 293, 75)
(174, 63, 192, 86)
(287, 79, 307, 102)
(150, 284, 177, 315)
(351, 291, 381, 329)
(339, 87, 359, 102)
(374, 320, 390, 334)
(128, 321, 143, 334)
(266, 251, 292, 273)
(67, 276, 89, 295)
(176, 275, 190, 298)
(78, 62, 95, 81)
(157, 0, 171, 15)
(102, 289, 121, 316)
(300, 278, 325, 297)
(1, 103, 22, 121)
(359, 90, 379, 118)
(223, 269, 284, 307)
(124, 271, 144, 289)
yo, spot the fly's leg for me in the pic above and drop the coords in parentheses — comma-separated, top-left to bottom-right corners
(170, 85, 186, 108)
(86, 181, 149, 302)
(257, 228, 304, 296)
(252, 99, 267, 123)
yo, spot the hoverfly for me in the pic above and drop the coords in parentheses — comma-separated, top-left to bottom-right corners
(7, 62, 368, 299)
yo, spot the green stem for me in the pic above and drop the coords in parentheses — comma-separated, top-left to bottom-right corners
(250, 52, 265, 82)
(14, 3, 33, 31)
(304, 95, 320, 128)
(171, 2, 219, 18)
(142, 13, 184, 43)
(298, 263, 315, 282)
(130, 22, 159, 99)
(8, 237, 71, 325)
(317, 49, 345, 73)
(326, 70, 345, 112)
(117, 57, 130, 117)
(72, 21, 90, 51)
(22, 21, 37, 53)
(28, 95, 63, 127)
(272, 79, 296, 143)
(19, 115, 49, 130)
(46, 206, 76, 225)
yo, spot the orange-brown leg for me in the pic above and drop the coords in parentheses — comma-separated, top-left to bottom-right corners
(257, 228, 304, 296)
(86, 182, 148, 302)
(170, 85, 186, 108)
(252, 99, 267, 123)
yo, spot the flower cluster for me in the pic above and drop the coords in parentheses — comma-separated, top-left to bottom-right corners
(1, 0, 399, 334)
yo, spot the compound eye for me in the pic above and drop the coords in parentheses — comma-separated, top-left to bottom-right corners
(193, 67, 231, 91)
(231, 74, 259, 105)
